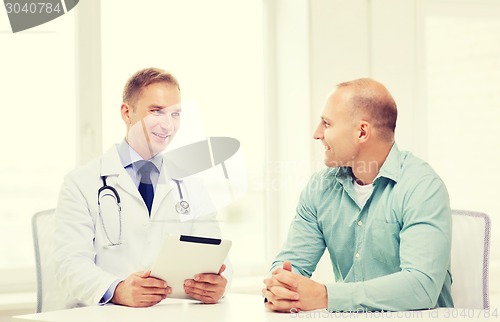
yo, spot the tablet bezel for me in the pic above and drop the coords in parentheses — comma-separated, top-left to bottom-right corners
(150, 234, 232, 299)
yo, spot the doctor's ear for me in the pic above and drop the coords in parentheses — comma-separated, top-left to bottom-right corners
(121, 103, 132, 125)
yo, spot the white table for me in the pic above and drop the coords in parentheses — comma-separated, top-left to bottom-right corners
(11, 294, 498, 322)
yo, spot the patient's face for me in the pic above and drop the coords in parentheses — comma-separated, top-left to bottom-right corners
(314, 88, 360, 168)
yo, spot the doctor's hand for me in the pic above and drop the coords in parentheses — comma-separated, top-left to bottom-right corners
(263, 261, 328, 313)
(184, 264, 227, 304)
(111, 270, 171, 307)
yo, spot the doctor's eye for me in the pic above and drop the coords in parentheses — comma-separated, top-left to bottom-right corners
(151, 109, 165, 116)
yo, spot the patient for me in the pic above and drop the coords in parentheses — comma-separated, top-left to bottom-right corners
(263, 78, 453, 312)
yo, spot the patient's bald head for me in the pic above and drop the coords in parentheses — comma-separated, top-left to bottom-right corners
(336, 78, 397, 142)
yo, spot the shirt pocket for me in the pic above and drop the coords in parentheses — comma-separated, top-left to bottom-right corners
(369, 220, 401, 268)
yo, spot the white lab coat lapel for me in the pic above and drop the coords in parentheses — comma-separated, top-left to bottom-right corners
(100, 146, 175, 219)
(100, 146, 143, 203)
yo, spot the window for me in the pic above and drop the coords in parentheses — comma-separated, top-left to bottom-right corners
(100, 0, 266, 277)
(0, 0, 266, 294)
(0, 10, 76, 289)
(425, 0, 500, 261)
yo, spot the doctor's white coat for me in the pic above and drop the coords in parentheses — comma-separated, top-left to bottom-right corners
(51, 145, 226, 310)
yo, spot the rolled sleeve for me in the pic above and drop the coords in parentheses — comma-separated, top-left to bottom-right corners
(271, 176, 327, 276)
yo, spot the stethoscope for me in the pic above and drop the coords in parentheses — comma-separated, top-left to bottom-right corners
(97, 176, 190, 247)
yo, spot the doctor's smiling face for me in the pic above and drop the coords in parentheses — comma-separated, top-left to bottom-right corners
(122, 81, 181, 160)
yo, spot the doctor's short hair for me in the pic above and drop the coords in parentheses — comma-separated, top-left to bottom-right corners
(122, 67, 180, 108)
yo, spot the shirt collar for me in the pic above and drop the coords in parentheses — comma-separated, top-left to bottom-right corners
(374, 143, 401, 183)
(117, 139, 163, 172)
(335, 142, 401, 184)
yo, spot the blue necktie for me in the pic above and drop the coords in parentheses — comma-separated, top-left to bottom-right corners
(137, 161, 155, 215)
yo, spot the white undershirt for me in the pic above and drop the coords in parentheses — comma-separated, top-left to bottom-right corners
(353, 180, 374, 208)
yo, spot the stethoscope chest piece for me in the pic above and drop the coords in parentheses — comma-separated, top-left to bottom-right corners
(173, 179, 190, 214)
(175, 200, 190, 214)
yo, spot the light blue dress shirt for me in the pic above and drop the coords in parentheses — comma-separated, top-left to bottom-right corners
(271, 143, 453, 311)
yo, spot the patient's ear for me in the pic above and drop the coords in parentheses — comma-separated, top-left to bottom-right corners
(358, 121, 370, 142)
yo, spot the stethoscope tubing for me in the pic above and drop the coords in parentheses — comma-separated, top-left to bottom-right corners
(97, 175, 190, 247)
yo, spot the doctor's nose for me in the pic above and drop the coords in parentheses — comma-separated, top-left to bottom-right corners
(158, 115, 176, 131)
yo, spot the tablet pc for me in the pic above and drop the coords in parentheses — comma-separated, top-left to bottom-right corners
(150, 234, 232, 299)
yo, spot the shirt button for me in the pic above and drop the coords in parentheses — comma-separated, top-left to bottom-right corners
(355, 252, 360, 258)
(357, 220, 363, 226)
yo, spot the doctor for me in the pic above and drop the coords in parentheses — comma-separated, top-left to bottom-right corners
(52, 67, 229, 309)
